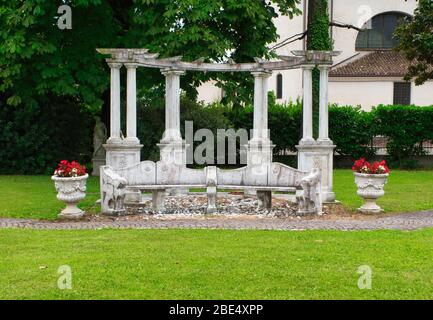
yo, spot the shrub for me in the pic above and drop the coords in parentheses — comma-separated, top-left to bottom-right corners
(0, 95, 94, 174)
(329, 105, 375, 159)
(371, 105, 431, 167)
(268, 101, 302, 153)
(137, 96, 233, 164)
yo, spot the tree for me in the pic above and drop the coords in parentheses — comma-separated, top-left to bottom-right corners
(395, 0, 433, 85)
(0, 0, 302, 112)
(306, 0, 332, 137)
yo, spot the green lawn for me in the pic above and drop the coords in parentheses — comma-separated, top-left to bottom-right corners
(1, 171, 433, 300)
(0, 170, 432, 220)
(1, 228, 433, 300)
(0, 175, 100, 220)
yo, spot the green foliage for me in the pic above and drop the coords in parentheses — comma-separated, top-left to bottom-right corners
(0, 95, 94, 174)
(306, 0, 332, 51)
(137, 95, 234, 163)
(268, 101, 302, 153)
(306, 0, 332, 137)
(395, 0, 433, 85)
(329, 105, 374, 159)
(0, 0, 119, 110)
(0, 0, 301, 110)
(131, 0, 301, 106)
(372, 104, 433, 167)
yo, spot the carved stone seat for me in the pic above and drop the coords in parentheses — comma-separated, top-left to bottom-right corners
(100, 161, 322, 216)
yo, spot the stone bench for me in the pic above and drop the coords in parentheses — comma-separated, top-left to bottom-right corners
(100, 161, 322, 215)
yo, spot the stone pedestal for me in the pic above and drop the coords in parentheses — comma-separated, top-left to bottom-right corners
(104, 142, 143, 203)
(244, 140, 274, 196)
(104, 142, 142, 170)
(157, 140, 188, 166)
(158, 141, 189, 195)
(246, 140, 275, 166)
(296, 141, 335, 202)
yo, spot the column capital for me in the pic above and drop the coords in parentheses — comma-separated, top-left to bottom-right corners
(318, 64, 331, 71)
(124, 63, 139, 69)
(161, 68, 185, 76)
(107, 61, 123, 69)
(251, 70, 272, 77)
(301, 64, 315, 70)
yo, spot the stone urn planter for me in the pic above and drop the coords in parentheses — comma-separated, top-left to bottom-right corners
(352, 158, 390, 214)
(354, 172, 389, 213)
(52, 174, 88, 219)
(52, 160, 88, 219)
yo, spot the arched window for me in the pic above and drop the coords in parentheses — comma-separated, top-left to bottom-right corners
(356, 12, 410, 50)
(276, 74, 283, 99)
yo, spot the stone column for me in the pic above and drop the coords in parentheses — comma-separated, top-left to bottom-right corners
(158, 69, 187, 167)
(245, 71, 274, 197)
(296, 64, 335, 203)
(107, 62, 122, 143)
(262, 71, 270, 140)
(125, 63, 139, 144)
(161, 69, 184, 143)
(247, 71, 274, 166)
(301, 65, 314, 144)
(104, 62, 142, 173)
(251, 71, 264, 141)
(318, 65, 331, 143)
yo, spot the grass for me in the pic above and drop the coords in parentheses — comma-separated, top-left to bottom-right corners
(1, 171, 433, 300)
(0, 176, 100, 220)
(1, 228, 433, 300)
(0, 170, 432, 220)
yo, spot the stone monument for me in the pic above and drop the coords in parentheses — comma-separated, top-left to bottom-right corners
(92, 116, 107, 176)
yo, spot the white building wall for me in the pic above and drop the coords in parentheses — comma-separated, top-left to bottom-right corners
(329, 80, 393, 110)
(412, 82, 433, 106)
(196, 80, 223, 104)
(270, 1, 305, 103)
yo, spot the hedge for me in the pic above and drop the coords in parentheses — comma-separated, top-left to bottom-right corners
(1, 94, 433, 173)
(0, 95, 94, 174)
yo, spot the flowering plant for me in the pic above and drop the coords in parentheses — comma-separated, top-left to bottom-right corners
(352, 158, 390, 174)
(53, 160, 87, 177)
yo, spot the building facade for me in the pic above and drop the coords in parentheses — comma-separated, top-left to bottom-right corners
(197, 0, 433, 110)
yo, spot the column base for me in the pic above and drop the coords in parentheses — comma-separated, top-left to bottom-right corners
(157, 140, 188, 166)
(296, 141, 336, 203)
(106, 137, 123, 144)
(246, 139, 275, 166)
(124, 137, 140, 144)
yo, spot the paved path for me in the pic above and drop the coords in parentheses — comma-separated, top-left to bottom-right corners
(1, 211, 433, 231)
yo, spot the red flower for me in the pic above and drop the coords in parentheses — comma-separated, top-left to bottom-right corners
(53, 160, 87, 177)
(352, 158, 390, 174)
